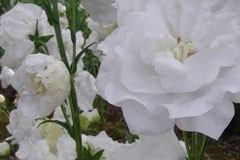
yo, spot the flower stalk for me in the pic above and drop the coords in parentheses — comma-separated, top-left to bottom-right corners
(44, 0, 84, 159)
(51, 0, 69, 69)
(69, 82, 83, 159)
(183, 131, 207, 160)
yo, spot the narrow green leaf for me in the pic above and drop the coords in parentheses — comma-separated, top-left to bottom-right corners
(70, 42, 96, 74)
(93, 150, 104, 160)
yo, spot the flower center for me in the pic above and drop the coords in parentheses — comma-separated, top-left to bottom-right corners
(170, 37, 196, 62)
(33, 77, 47, 96)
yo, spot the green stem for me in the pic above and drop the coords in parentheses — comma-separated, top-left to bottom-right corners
(192, 132, 197, 160)
(99, 97, 106, 124)
(70, 0, 77, 74)
(0, 109, 9, 118)
(60, 104, 72, 130)
(199, 135, 207, 160)
(52, 0, 69, 69)
(183, 131, 192, 160)
(69, 82, 83, 160)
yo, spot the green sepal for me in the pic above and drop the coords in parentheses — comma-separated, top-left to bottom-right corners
(83, 147, 104, 160)
(39, 35, 54, 43)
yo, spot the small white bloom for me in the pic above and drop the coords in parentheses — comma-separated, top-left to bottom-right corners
(82, 0, 117, 26)
(82, 0, 118, 60)
(57, 134, 76, 160)
(75, 71, 97, 112)
(82, 109, 100, 123)
(57, 131, 185, 160)
(0, 141, 10, 157)
(52, 106, 67, 122)
(0, 3, 53, 69)
(86, 18, 118, 60)
(0, 66, 15, 88)
(10, 54, 71, 118)
(41, 122, 65, 153)
(84, 132, 125, 160)
(0, 94, 5, 103)
(16, 139, 58, 160)
(47, 29, 84, 63)
(7, 109, 35, 144)
(57, 3, 68, 29)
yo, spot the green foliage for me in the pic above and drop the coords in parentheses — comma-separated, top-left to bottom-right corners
(19, 0, 35, 3)
(83, 147, 104, 160)
(0, 0, 15, 15)
(0, 97, 15, 123)
(77, 8, 91, 41)
(70, 42, 96, 74)
(82, 50, 100, 77)
(0, 47, 4, 58)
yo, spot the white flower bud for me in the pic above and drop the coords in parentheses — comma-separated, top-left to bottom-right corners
(0, 94, 6, 103)
(0, 141, 10, 157)
(82, 109, 100, 123)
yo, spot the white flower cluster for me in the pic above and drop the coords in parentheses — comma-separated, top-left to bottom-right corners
(2, 0, 238, 159)
(0, 2, 100, 160)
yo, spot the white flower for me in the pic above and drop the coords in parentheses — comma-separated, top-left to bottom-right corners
(57, 131, 185, 160)
(0, 94, 5, 103)
(7, 109, 35, 144)
(97, 0, 240, 139)
(0, 141, 10, 157)
(57, 134, 76, 160)
(0, 66, 15, 88)
(57, 3, 68, 29)
(82, 132, 124, 160)
(75, 71, 97, 112)
(112, 130, 186, 160)
(82, 0, 118, 60)
(16, 139, 58, 160)
(47, 29, 84, 63)
(56, 132, 124, 160)
(82, 109, 100, 123)
(52, 106, 68, 122)
(0, 3, 53, 69)
(82, 0, 117, 26)
(86, 18, 118, 60)
(41, 122, 65, 153)
(10, 54, 71, 118)
(8, 109, 67, 159)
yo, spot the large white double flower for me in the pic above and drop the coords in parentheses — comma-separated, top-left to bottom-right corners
(11, 54, 70, 118)
(97, 0, 240, 139)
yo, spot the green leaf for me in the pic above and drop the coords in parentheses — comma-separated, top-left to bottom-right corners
(82, 146, 104, 160)
(93, 150, 104, 160)
(70, 42, 96, 74)
(41, 0, 58, 25)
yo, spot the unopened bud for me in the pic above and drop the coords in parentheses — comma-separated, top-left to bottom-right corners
(0, 141, 10, 157)
(0, 94, 5, 103)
